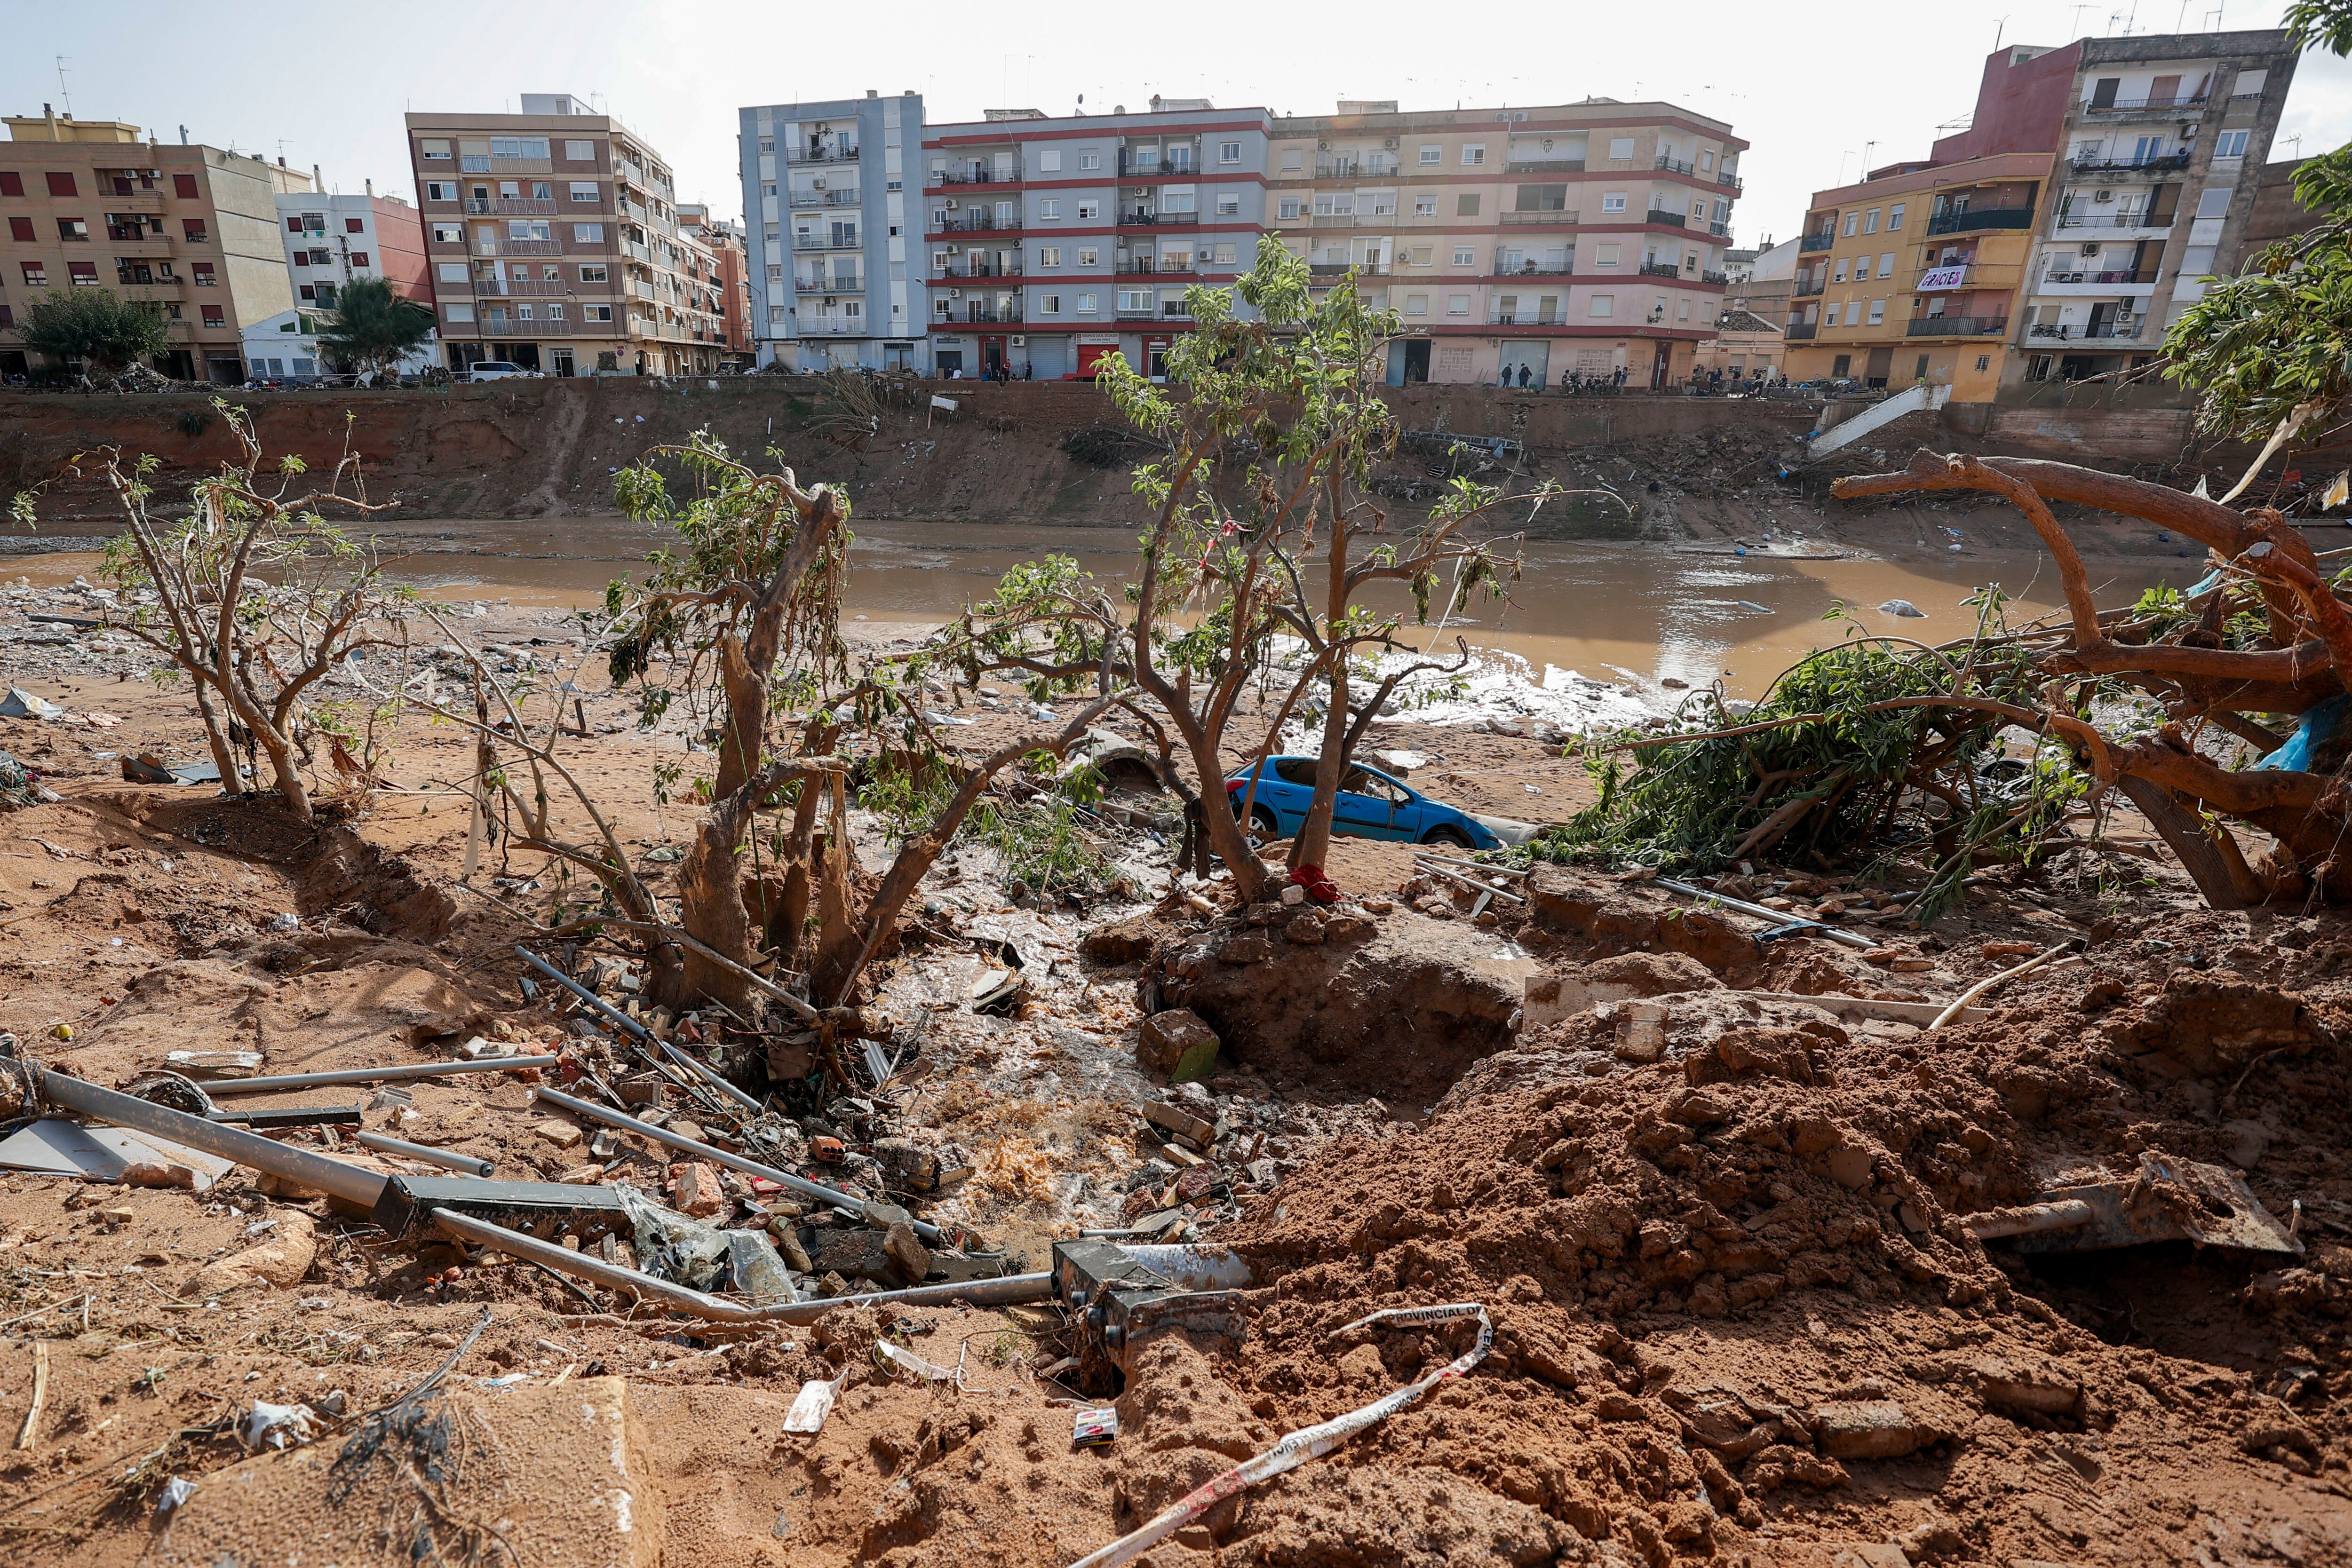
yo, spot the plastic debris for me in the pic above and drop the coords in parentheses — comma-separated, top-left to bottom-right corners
(725, 1229, 801, 1305)
(153, 1475, 195, 1519)
(614, 1182, 732, 1291)
(1073, 1407, 1120, 1447)
(0, 688, 64, 722)
(875, 1339, 958, 1383)
(1878, 598, 1927, 618)
(781, 1370, 849, 1434)
(243, 1401, 321, 1450)
(267, 912, 301, 933)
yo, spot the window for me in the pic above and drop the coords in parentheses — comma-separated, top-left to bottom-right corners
(1419, 144, 1442, 166)
(19, 261, 47, 286)
(432, 223, 462, 244)
(200, 303, 223, 327)
(1678, 298, 1690, 320)
(1863, 208, 1879, 234)
(1825, 303, 1840, 326)
(437, 261, 468, 283)
(1589, 293, 1615, 317)
(1602, 191, 1626, 213)
(569, 181, 599, 202)
(1595, 243, 1621, 266)
(1214, 242, 1236, 264)
(1118, 288, 1151, 310)
(1039, 149, 1062, 173)
(2233, 68, 2268, 96)
(64, 260, 97, 286)
(297, 283, 316, 301)
(1833, 259, 1848, 283)
(1219, 141, 1242, 164)
(489, 136, 551, 160)
(1404, 293, 1427, 315)
(1700, 150, 1715, 172)
(1889, 203, 1906, 230)
(1453, 245, 1475, 266)
(1871, 253, 1889, 278)
(1078, 151, 1101, 170)
(1217, 192, 1240, 216)
(1076, 246, 1097, 266)
(1036, 293, 1060, 315)
(425, 180, 456, 201)
(1038, 245, 1061, 266)
(46, 172, 77, 197)
(350, 251, 370, 267)
(1868, 299, 1886, 325)
(585, 303, 613, 322)
(1976, 354, 1991, 371)
(286, 214, 305, 233)
(2196, 187, 2233, 219)
(0, 172, 20, 198)
(574, 222, 605, 241)
(1077, 292, 1097, 312)
(1842, 213, 1859, 236)
(1456, 194, 1481, 216)
(1446, 293, 1470, 315)
(1414, 195, 1437, 217)
(191, 261, 215, 285)
(1076, 200, 1099, 220)
(1039, 198, 1060, 219)
(507, 220, 550, 241)
(1411, 245, 1432, 265)
(6, 217, 29, 242)
(53, 216, 88, 242)
(1277, 196, 1303, 220)
(309, 247, 334, 264)
(2216, 129, 2250, 158)
(556, 139, 596, 165)
(1461, 143, 1486, 166)
(1603, 137, 1632, 162)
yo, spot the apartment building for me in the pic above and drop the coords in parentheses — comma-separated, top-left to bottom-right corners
(679, 204, 753, 361)
(917, 98, 1270, 378)
(740, 92, 926, 372)
(405, 94, 723, 377)
(1783, 30, 2297, 395)
(1268, 98, 1745, 388)
(0, 106, 311, 382)
(273, 185, 429, 308)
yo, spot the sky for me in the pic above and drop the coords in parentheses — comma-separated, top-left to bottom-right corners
(6, 0, 2350, 247)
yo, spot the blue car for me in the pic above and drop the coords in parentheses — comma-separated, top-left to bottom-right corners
(1224, 756, 1518, 849)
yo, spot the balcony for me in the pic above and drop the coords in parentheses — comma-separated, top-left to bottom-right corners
(1785, 323, 1819, 340)
(1114, 305, 1159, 319)
(115, 278, 184, 300)
(932, 213, 1020, 233)
(1655, 155, 1696, 175)
(800, 319, 870, 335)
(1491, 264, 1572, 277)
(2082, 93, 2208, 116)
(1644, 209, 1687, 228)
(103, 190, 167, 212)
(476, 238, 563, 257)
(471, 277, 574, 297)
(932, 166, 1022, 185)
(1490, 311, 1563, 327)
(477, 317, 574, 336)
(2040, 268, 2159, 286)
(1118, 151, 1198, 178)
(1709, 221, 1731, 238)
(796, 231, 864, 250)
(1499, 210, 1579, 226)
(1716, 172, 1745, 193)
(1311, 261, 1391, 277)
(1638, 262, 1685, 279)
(464, 198, 556, 216)
(2029, 321, 2144, 341)
(2067, 153, 2191, 176)
(1115, 259, 1193, 277)
(1800, 233, 1836, 252)
(789, 190, 861, 208)
(1795, 275, 1826, 297)
(2054, 209, 2175, 231)
(1117, 211, 1197, 229)
(1907, 315, 2008, 337)
(796, 275, 866, 293)
(1701, 270, 1729, 285)
(786, 144, 860, 165)
(1927, 206, 2034, 236)
(1505, 158, 1585, 174)
(957, 305, 1024, 324)
(937, 262, 1021, 279)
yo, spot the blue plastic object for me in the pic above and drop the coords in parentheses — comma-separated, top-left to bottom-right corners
(2254, 694, 2347, 772)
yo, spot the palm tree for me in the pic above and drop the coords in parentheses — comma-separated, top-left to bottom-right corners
(313, 277, 435, 382)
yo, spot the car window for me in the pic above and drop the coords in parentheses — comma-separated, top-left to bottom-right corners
(1273, 759, 1318, 786)
(1341, 767, 1404, 803)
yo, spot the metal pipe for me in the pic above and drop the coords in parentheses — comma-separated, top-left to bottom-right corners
(203, 1056, 561, 1098)
(1963, 1198, 2097, 1239)
(530, 1085, 944, 1243)
(515, 948, 761, 1116)
(353, 1130, 495, 1178)
(35, 1069, 388, 1207)
(429, 1206, 1048, 1323)
(1653, 876, 1881, 951)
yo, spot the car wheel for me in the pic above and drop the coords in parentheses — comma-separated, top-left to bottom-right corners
(1423, 825, 1474, 849)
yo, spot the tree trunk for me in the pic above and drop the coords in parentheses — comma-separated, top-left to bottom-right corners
(665, 784, 766, 1015)
(1291, 661, 1350, 872)
(186, 680, 243, 795)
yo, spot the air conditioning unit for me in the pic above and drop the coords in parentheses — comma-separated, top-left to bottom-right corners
(948, 287, 961, 298)
(1317, 139, 1331, 150)
(2094, 189, 2114, 202)
(1010, 334, 1026, 346)
(812, 177, 826, 189)
(2081, 242, 2101, 257)
(945, 198, 959, 209)
(1384, 137, 1399, 149)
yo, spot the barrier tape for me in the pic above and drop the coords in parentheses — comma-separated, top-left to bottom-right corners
(1065, 1302, 1493, 1568)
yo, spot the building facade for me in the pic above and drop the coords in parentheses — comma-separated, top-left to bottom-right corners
(1783, 30, 2298, 393)
(273, 186, 430, 309)
(0, 107, 311, 382)
(679, 204, 753, 362)
(405, 94, 723, 377)
(740, 92, 927, 372)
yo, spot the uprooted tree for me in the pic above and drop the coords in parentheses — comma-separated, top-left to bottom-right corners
(1557, 450, 2351, 914)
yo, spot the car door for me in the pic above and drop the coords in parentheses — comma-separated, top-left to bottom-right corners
(1334, 766, 1402, 840)
(1268, 758, 1320, 836)
(1387, 779, 1430, 841)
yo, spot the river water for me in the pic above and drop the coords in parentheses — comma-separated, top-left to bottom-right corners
(5, 514, 2192, 698)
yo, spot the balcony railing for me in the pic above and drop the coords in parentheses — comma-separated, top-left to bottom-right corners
(1489, 312, 1563, 326)
(796, 231, 863, 250)
(1505, 158, 1585, 174)
(937, 262, 1022, 279)
(957, 306, 1024, 324)
(2068, 153, 2191, 176)
(471, 277, 574, 297)
(2054, 209, 2175, 230)
(788, 190, 861, 208)
(1716, 172, 1745, 193)
(465, 198, 556, 216)
(786, 145, 860, 165)
(1785, 323, 1819, 340)
(1310, 261, 1390, 276)
(932, 166, 1021, 185)
(1638, 261, 1684, 278)
(1114, 259, 1193, 276)
(2082, 94, 2208, 114)
(1655, 155, 1696, 175)
(1701, 270, 1730, 285)
(1906, 315, 2009, 337)
(1644, 209, 1687, 228)
(477, 317, 575, 336)
(2040, 268, 2159, 285)
(795, 276, 864, 293)
(1927, 206, 2034, 235)
(1118, 211, 1197, 229)
(1709, 221, 1732, 237)
(1800, 233, 1836, 252)
(1492, 264, 1572, 277)
(932, 213, 1020, 233)
(800, 319, 871, 334)
(1118, 151, 1198, 177)
(1114, 305, 1159, 319)
(474, 239, 563, 257)
(1795, 275, 1826, 297)
(104, 190, 167, 211)
(2029, 321, 2144, 340)
(1499, 210, 1579, 225)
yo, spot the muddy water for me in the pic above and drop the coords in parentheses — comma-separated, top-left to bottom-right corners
(6, 515, 2188, 697)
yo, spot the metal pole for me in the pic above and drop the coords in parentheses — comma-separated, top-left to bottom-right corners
(1652, 876, 1882, 951)
(35, 1069, 387, 1207)
(429, 1206, 1046, 1323)
(203, 1056, 561, 1098)
(353, 1130, 495, 1178)
(514, 948, 761, 1116)
(530, 1085, 942, 1243)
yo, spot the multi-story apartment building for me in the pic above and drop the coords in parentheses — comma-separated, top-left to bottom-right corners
(0, 106, 311, 382)
(272, 185, 429, 309)
(405, 93, 723, 377)
(679, 204, 753, 362)
(1782, 30, 2297, 396)
(1268, 99, 1744, 388)
(740, 92, 926, 372)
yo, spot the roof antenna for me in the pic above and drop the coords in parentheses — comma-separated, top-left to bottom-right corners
(55, 55, 72, 116)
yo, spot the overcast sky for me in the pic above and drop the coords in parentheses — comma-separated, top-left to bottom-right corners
(7, 0, 2349, 245)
